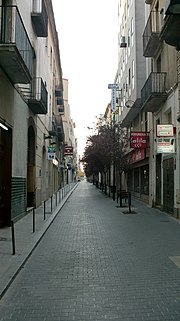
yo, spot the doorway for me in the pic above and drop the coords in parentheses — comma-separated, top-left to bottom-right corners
(0, 127, 12, 227)
(27, 125, 36, 207)
(163, 158, 174, 213)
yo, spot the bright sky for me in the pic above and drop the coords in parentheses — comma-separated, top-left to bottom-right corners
(52, 0, 118, 156)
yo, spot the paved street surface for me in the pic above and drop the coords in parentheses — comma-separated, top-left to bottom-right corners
(0, 181, 180, 321)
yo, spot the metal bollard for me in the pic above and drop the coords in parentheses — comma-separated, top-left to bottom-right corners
(56, 192, 57, 206)
(11, 220, 16, 255)
(32, 208, 35, 233)
(51, 196, 53, 212)
(128, 192, 131, 213)
(44, 200, 46, 220)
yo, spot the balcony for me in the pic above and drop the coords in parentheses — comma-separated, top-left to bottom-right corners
(55, 87, 63, 97)
(31, 0, 48, 37)
(0, 6, 34, 84)
(141, 72, 167, 112)
(160, 15, 180, 50)
(56, 95, 64, 114)
(28, 78, 48, 114)
(143, 11, 162, 57)
(52, 115, 64, 142)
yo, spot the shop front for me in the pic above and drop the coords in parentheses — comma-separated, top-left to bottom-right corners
(127, 148, 149, 202)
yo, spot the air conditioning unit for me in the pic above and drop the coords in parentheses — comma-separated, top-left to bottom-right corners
(120, 36, 127, 48)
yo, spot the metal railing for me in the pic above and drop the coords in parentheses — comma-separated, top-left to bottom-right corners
(143, 11, 161, 56)
(31, 77, 48, 107)
(141, 72, 167, 106)
(0, 6, 34, 77)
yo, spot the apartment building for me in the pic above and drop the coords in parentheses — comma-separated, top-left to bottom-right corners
(143, 0, 179, 217)
(117, 0, 148, 201)
(116, 0, 180, 218)
(61, 78, 77, 185)
(0, 0, 64, 227)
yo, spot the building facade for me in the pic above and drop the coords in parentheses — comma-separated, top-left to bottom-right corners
(0, 0, 66, 227)
(115, 0, 180, 219)
(117, 0, 149, 201)
(61, 78, 77, 185)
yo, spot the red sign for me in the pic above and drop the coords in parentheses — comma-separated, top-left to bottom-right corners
(129, 149, 145, 164)
(130, 131, 147, 149)
(64, 146, 73, 155)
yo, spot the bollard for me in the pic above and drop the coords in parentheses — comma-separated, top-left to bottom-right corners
(56, 192, 57, 206)
(32, 208, 35, 233)
(11, 220, 16, 255)
(51, 196, 53, 213)
(128, 192, 131, 213)
(44, 200, 46, 220)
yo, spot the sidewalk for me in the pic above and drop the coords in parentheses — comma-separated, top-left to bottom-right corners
(0, 183, 78, 299)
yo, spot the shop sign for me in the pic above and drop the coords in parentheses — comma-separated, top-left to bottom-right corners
(108, 83, 119, 90)
(129, 149, 145, 164)
(64, 146, 73, 155)
(130, 131, 147, 149)
(48, 146, 56, 160)
(157, 124, 173, 137)
(157, 137, 175, 153)
(111, 88, 116, 112)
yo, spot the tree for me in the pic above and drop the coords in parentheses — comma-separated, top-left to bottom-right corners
(82, 123, 129, 185)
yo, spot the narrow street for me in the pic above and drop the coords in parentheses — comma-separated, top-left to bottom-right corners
(0, 181, 180, 321)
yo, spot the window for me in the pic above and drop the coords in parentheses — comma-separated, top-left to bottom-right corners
(157, 55, 161, 72)
(131, 18, 134, 47)
(128, 68, 131, 96)
(128, 29, 130, 56)
(132, 60, 135, 90)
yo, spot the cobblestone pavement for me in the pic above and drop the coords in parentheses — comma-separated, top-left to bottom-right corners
(0, 181, 180, 321)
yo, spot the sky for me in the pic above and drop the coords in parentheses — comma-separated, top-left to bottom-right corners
(52, 0, 118, 156)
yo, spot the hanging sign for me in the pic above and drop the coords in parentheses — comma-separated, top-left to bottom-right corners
(130, 132, 147, 149)
(48, 146, 56, 160)
(157, 124, 173, 137)
(157, 137, 175, 153)
(64, 146, 73, 155)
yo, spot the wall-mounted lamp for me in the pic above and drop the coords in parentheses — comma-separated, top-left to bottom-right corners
(125, 99, 141, 109)
(44, 134, 52, 140)
(0, 118, 8, 131)
(166, 0, 180, 14)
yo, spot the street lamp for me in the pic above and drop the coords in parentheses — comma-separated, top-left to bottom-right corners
(166, 0, 180, 14)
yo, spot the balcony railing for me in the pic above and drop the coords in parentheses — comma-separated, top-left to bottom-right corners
(141, 72, 167, 112)
(28, 77, 48, 114)
(0, 6, 34, 84)
(31, 0, 48, 37)
(52, 115, 64, 142)
(143, 11, 162, 57)
(55, 78, 63, 97)
(160, 15, 180, 50)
